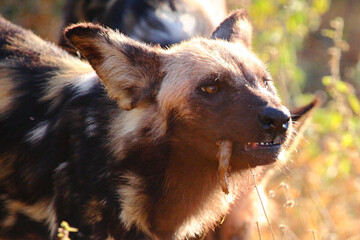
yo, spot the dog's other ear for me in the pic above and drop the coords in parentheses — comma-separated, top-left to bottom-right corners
(286, 98, 320, 156)
(211, 9, 252, 47)
(64, 23, 164, 110)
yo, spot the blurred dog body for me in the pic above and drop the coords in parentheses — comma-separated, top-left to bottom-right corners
(0, 3, 317, 239)
(59, 0, 227, 50)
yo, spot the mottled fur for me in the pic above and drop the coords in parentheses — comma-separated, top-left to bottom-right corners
(59, 0, 227, 52)
(0, 10, 316, 240)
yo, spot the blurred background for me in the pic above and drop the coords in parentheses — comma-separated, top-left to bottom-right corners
(1, 0, 359, 239)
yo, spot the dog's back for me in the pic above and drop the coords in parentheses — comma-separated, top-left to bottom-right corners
(0, 17, 109, 239)
(59, 0, 227, 51)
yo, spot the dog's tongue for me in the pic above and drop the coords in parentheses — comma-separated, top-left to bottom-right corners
(216, 140, 233, 194)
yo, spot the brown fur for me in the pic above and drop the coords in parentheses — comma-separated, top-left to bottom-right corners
(0, 70, 15, 115)
(64, 11, 317, 239)
(0, 10, 317, 240)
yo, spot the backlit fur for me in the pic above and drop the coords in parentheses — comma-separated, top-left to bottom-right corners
(0, 11, 316, 240)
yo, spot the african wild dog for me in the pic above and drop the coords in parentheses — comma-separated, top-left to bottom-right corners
(0, 10, 317, 240)
(59, 0, 227, 52)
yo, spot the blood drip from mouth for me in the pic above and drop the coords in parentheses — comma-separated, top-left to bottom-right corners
(216, 140, 233, 194)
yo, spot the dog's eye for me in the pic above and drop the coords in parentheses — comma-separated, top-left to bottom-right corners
(263, 78, 271, 89)
(201, 84, 219, 94)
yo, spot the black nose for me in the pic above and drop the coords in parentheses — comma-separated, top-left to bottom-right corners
(258, 107, 290, 132)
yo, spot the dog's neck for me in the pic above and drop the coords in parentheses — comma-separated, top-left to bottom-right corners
(148, 128, 268, 239)
(149, 144, 223, 239)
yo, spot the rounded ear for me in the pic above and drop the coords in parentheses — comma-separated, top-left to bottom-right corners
(211, 9, 252, 48)
(65, 23, 165, 110)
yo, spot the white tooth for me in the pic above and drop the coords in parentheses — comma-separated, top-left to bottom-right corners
(248, 142, 250, 145)
(260, 142, 264, 145)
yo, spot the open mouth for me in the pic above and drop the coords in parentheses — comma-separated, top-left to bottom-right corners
(244, 141, 281, 151)
(216, 139, 284, 194)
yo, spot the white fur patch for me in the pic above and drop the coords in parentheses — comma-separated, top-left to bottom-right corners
(54, 162, 68, 173)
(40, 59, 94, 109)
(72, 72, 97, 96)
(109, 107, 147, 158)
(195, 0, 227, 27)
(26, 121, 50, 144)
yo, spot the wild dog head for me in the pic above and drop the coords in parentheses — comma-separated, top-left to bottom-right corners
(65, 10, 316, 174)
